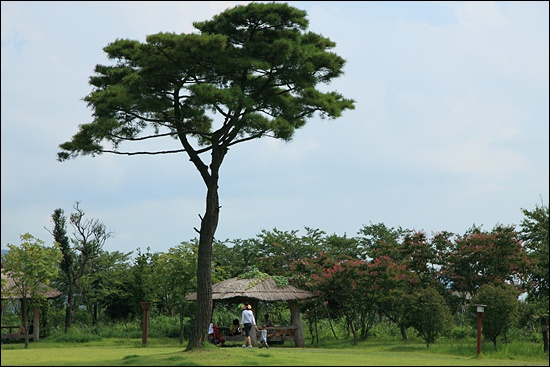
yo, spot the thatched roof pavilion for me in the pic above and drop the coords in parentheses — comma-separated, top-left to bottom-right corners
(186, 276, 315, 303)
(1, 269, 62, 300)
(186, 277, 316, 347)
(1, 268, 62, 340)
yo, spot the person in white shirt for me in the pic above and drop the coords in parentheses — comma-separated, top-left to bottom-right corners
(240, 302, 257, 348)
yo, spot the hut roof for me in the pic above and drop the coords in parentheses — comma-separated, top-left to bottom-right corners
(186, 277, 316, 302)
(1, 268, 62, 300)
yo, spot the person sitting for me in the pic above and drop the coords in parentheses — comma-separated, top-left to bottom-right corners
(264, 313, 274, 327)
(229, 318, 241, 336)
(5, 325, 25, 338)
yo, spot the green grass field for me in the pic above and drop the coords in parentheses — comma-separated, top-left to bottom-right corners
(1, 338, 548, 366)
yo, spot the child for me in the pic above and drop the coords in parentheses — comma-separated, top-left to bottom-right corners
(259, 324, 270, 349)
(208, 321, 225, 346)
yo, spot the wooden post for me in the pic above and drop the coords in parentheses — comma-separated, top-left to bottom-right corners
(250, 300, 258, 345)
(32, 306, 39, 340)
(288, 300, 305, 347)
(140, 302, 152, 347)
(476, 311, 483, 356)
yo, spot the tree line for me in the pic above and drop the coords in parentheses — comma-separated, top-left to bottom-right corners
(2, 201, 548, 352)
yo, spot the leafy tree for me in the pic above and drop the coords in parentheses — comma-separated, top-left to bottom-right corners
(360, 255, 411, 341)
(227, 238, 262, 276)
(518, 201, 549, 352)
(49, 208, 72, 331)
(56, 2, 354, 349)
(356, 222, 411, 261)
(130, 247, 160, 313)
(520, 203, 549, 300)
(254, 227, 324, 276)
(298, 251, 409, 345)
(355, 223, 414, 340)
(155, 243, 198, 344)
(98, 247, 156, 321)
(471, 283, 519, 348)
(322, 233, 362, 259)
(441, 224, 528, 310)
(428, 230, 465, 314)
(401, 231, 442, 287)
(311, 256, 364, 344)
(78, 249, 133, 325)
(2, 233, 62, 348)
(290, 252, 351, 343)
(48, 202, 112, 331)
(403, 286, 453, 347)
(210, 239, 241, 281)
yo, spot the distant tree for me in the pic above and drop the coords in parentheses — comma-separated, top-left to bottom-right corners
(49, 208, 72, 331)
(254, 228, 324, 276)
(355, 223, 413, 339)
(129, 247, 160, 314)
(312, 256, 364, 345)
(48, 202, 112, 331)
(227, 238, 262, 276)
(471, 283, 519, 348)
(2, 233, 62, 348)
(155, 243, 198, 344)
(290, 251, 354, 343)
(321, 232, 362, 259)
(78, 249, 133, 325)
(356, 222, 411, 261)
(518, 201, 549, 353)
(441, 224, 528, 309)
(56, 2, 354, 350)
(404, 286, 453, 347)
(428, 230, 464, 314)
(302, 251, 409, 345)
(210, 239, 240, 281)
(401, 231, 442, 287)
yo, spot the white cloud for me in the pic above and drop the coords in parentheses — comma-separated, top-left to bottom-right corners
(2, 1, 548, 255)
(454, 1, 509, 31)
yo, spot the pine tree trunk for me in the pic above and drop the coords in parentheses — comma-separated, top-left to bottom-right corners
(185, 165, 221, 350)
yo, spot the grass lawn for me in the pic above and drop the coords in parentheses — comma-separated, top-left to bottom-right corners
(1, 338, 548, 366)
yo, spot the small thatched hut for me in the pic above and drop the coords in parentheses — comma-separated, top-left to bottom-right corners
(1, 268, 62, 340)
(186, 277, 316, 347)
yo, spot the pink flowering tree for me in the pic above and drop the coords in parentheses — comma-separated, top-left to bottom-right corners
(440, 224, 529, 310)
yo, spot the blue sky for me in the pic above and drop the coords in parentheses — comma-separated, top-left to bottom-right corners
(2, 1, 548, 256)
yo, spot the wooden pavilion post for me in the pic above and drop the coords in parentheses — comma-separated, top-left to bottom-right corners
(32, 306, 39, 340)
(249, 299, 258, 345)
(288, 300, 305, 347)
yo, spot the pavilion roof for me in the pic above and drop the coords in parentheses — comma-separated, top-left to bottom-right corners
(1, 268, 62, 300)
(186, 277, 316, 302)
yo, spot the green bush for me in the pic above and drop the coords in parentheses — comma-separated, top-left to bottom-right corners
(367, 320, 402, 340)
(448, 325, 475, 340)
(149, 315, 192, 339)
(48, 325, 102, 343)
(503, 326, 543, 343)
